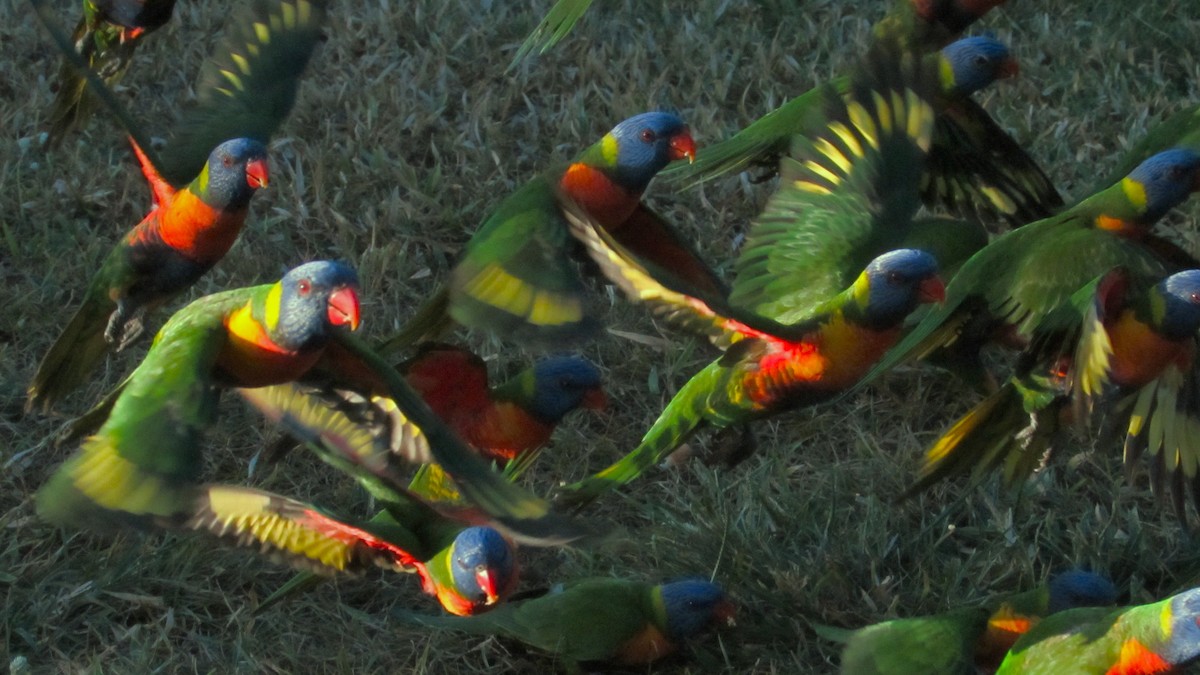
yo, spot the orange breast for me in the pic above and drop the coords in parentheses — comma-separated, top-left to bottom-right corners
(216, 309, 322, 387)
(614, 623, 677, 666)
(155, 190, 249, 263)
(558, 163, 640, 229)
(457, 402, 553, 462)
(1106, 311, 1194, 388)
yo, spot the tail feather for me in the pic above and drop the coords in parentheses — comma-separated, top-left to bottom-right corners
(27, 295, 117, 413)
(376, 287, 454, 357)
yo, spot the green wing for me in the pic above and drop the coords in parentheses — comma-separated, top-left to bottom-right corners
(509, 0, 595, 68)
(728, 44, 938, 324)
(157, 0, 328, 186)
(839, 609, 989, 675)
(35, 288, 254, 528)
(448, 173, 600, 343)
(923, 99, 1063, 226)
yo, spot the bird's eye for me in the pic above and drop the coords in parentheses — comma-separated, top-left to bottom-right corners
(297, 279, 311, 295)
(640, 129, 657, 144)
(222, 154, 234, 167)
(1169, 165, 1188, 181)
(1191, 291, 1200, 304)
(974, 55, 989, 67)
(887, 271, 904, 285)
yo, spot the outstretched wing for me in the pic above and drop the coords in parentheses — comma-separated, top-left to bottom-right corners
(728, 41, 938, 324)
(508, 0, 595, 68)
(158, 0, 328, 185)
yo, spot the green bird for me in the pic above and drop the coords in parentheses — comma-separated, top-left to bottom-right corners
(27, 0, 329, 413)
(393, 577, 736, 671)
(378, 111, 716, 353)
(36, 261, 361, 530)
(186, 484, 520, 617)
(905, 267, 1200, 514)
(44, 0, 177, 146)
(833, 570, 1118, 675)
(669, 35, 1061, 227)
(854, 148, 1200, 398)
(996, 587, 1200, 674)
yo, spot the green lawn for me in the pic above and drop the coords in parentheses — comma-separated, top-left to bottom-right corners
(4, 0, 1200, 672)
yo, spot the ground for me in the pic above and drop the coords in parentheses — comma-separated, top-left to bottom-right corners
(4, 0, 1200, 672)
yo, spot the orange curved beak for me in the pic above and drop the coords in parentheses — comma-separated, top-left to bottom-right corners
(919, 276, 947, 304)
(327, 286, 361, 330)
(582, 387, 608, 411)
(476, 568, 500, 605)
(998, 56, 1020, 80)
(245, 157, 270, 189)
(669, 130, 697, 164)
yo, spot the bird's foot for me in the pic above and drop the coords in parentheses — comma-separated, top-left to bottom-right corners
(105, 304, 146, 351)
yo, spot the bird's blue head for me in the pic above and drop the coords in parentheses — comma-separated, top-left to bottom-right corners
(1153, 270, 1200, 340)
(526, 356, 606, 423)
(274, 260, 360, 351)
(1125, 148, 1200, 224)
(659, 578, 736, 642)
(1046, 570, 1119, 614)
(196, 138, 269, 209)
(605, 112, 695, 192)
(1161, 587, 1200, 665)
(858, 249, 945, 329)
(450, 526, 517, 608)
(940, 36, 1018, 96)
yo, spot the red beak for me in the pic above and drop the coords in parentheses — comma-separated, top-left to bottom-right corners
(997, 57, 1020, 80)
(669, 131, 697, 164)
(918, 277, 947, 304)
(245, 157, 270, 189)
(713, 598, 737, 628)
(476, 568, 500, 605)
(120, 26, 147, 43)
(582, 387, 607, 411)
(327, 286, 361, 330)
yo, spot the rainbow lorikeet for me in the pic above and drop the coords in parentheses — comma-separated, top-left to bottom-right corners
(830, 570, 1118, 674)
(376, 111, 714, 354)
(996, 587, 1200, 674)
(393, 577, 736, 670)
(904, 267, 1200, 514)
(402, 343, 606, 499)
(27, 0, 329, 413)
(187, 484, 519, 617)
(669, 36, 1060, 227)
(855, 148, 1200, 398)
(36, 261, 361, 530)
(556, 43, 961, 502)
(44, 0, 177, 146)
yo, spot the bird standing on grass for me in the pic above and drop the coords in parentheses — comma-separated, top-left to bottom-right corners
(377, 111, 716, 353)
(393, 577, 736, 670)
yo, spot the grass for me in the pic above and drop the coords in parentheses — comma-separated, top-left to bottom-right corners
(4, 0, 1200, 672)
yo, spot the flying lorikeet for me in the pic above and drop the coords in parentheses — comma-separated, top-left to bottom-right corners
(186, 484, 519, 617)
(904, 267, 1200, 515)
(27, 0, 329, 413)
(854, 148, 1200, 399)
(44, 0, 177, 146)
(392, 577, 736, 670)
(36, 260, 361, 530)
(831, 570, 1118, 675)
(402, 343, 606, 499)
(669, 36, 1060, 227)
(376, 110, 714, 354)
(995, 586, 1200, 674)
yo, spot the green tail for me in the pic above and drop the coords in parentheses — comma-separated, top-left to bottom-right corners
(508, 0, 595, 69)
(27, 292, 116, 413)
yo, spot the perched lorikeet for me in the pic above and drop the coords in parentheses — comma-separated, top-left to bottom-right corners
(376, 111, 713, 353)
(392, 577, 736, 670)
(44, 0, 177, 145)
(832, 570, 1118, 675)
(186, 484, 519, 616)
(669, 36, 1060, 227)
(27, 0, 329, 413)
(855, 148, 1200, 397)
(996, 587, 1200, 674)
(906, 267, 1200, 514)
(36, 261, 361, 530)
